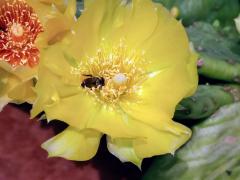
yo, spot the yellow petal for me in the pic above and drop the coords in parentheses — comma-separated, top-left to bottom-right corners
(120, 64, 196, 129)
(0, 95, 11, 112)
(32, 0, 105, 78)
(94, 1, 190, 73)
(0, 61, 37, 81)
(140, 4, 190, 72)
(39, 0, 70, 12)
(0, 68, 20, 96)
(107, 136, 142, 168)
(42, 127, 102, 161)
(0, 70, 12, 111)
(64, 0, 77, 20)
(61, 0, 110, 58)
(31, 63, 80, 117)
(26, 0, 59, 24)
(0, 68, 20, 110)
(0, 67, 36, 106)
(133, 121, 191, 158)
(83, 0, 95, 9)
(38, 44, 79, 81)
(86, 106, 145, 138)
(8, 79, 36, 104)
(107, 0, 158, 48)
(43, 90, 144, 138)
(27, 0, 76, 47)
(43, 93, 97, 128)
(107, 119, 191, 160)
(79, 0, 159, 49)
(80, 0, 159, 50)
(185, 50, 199, 97)
(0, 68, 11, 97)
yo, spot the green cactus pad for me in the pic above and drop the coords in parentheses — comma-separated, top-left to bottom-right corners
(154, 0, 240, 25)
(144, 102, 240, 180)
(175, 85, 240, 120)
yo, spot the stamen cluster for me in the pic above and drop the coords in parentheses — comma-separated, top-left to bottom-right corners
(81, 42, 147, 105)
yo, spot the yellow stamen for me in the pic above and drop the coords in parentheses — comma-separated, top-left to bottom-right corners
(80, 42, 147, 105)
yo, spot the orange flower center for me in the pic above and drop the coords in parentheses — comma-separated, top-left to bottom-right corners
(0, 0, 43, 68)
(10, 23, 25, 42)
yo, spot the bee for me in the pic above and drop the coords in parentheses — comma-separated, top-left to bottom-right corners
(81, 74, 105, 89)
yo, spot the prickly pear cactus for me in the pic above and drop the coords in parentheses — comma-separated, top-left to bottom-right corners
(186, 22, 240, 83)
(175, 85, 240, 120)
(154, 0, 240, 25)
(187, 22, 240, 62)
(143, 103, 240, 180)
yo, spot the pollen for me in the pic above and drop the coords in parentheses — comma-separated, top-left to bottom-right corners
(0, 0, 43, 68)
(81, 41, 148, 105)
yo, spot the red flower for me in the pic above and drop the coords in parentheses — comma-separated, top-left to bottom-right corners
(0, 0, 43, 68)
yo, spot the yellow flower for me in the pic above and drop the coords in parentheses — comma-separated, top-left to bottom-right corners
(0, 0, 76, 109)
(32, 0, 198, 167)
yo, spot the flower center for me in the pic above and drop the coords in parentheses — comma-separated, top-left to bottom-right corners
(80, 42, 147, 105)
(11, 23, 24, 37)
(10, 23, 25, 42)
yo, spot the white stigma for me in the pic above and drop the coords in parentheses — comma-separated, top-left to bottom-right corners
(112, 73, 127, 85)
(11, 23, 24, 37)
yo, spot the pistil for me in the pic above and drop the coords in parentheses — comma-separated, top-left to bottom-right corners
(112, 73, 128, 86)
(10, 23, 25, 42)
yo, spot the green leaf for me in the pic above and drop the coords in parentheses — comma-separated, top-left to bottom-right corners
(143, 103, 240, 180)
